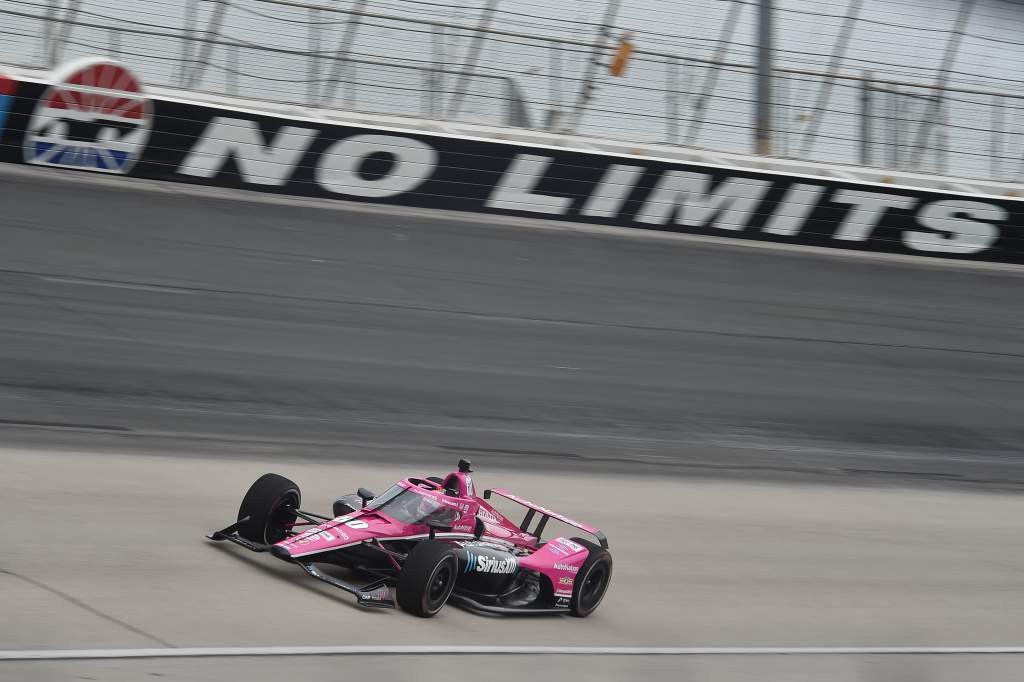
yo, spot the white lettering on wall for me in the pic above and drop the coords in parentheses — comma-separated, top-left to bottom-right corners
(761, 183, 826, 236)
(316, 134, 438, 198)
(581, 164, 646, 218)
(830, 190, 917, 241)
(906, 200, 1005, 253)
(178, 117, 317, 186)
(634, 171, 769, 230)
(486, 154, 571, 214)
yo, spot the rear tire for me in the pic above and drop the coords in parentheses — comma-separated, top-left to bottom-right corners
(397, 540, 458, 617)
(237, 473, 301, 545)
(568, 537, 612, 617)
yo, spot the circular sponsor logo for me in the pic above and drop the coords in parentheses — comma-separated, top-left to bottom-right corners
(24, 58, 151, 174)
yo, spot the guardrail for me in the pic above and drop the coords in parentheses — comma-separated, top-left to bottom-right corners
(1, 59, 1021, 264)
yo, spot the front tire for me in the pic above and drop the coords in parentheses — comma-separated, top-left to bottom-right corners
(568, 537, 612, 617)
(237, 473, 301, 545)
(396, 540, 458, 617)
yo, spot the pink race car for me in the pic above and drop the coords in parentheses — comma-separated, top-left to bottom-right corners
(207, 459, 612, 617)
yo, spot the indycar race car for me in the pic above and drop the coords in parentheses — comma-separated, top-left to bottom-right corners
(207, 460, 612, 617)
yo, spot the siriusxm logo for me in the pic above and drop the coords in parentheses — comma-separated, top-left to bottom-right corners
(465, 552, 517, 574)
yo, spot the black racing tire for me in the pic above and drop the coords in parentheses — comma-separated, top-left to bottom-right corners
(568, 537, 612, 618)
(236, 473, 301, 545)
(396, 540, 459, 617)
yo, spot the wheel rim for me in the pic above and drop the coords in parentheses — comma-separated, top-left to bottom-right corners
(579, 559, 610, 611)
(425, 557, 456, 611)
(264, 491, 299, 544)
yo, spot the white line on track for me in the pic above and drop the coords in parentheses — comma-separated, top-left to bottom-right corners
(4, 646, 1024, 661)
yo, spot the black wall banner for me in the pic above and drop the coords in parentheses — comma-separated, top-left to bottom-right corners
(2, 77, 1023, 264)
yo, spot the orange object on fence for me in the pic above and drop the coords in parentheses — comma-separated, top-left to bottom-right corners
(609, 37, 634, 77)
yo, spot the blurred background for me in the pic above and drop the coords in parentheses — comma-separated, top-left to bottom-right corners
(3, 0, 1024, 181)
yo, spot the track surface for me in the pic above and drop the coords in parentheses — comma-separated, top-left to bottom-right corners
(1, 167, 1024, 678)
(3, 449, 1024, 650)
(0, 167, 1022, 485)
(5, 653, 1024, 682)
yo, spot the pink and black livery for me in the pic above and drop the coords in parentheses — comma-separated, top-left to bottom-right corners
(207, 460, 612, 617)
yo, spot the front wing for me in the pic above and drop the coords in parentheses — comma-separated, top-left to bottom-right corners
(206, 515, 396, 609)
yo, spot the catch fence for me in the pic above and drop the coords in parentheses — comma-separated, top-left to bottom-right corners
(2, 0, 1022, 182)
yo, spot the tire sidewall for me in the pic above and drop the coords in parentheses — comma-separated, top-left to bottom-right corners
(397, 540, 459, 617)
(237, 474, 301, 545)
(569, 538, 613, 617)
(420, 554, 458, 616)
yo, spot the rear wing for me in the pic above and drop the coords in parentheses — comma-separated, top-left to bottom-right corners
(483, 488, 608, 549)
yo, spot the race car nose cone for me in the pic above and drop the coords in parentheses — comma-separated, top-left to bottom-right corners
(270, 544, 292, 561)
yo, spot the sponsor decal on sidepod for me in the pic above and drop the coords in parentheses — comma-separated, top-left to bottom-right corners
(465, 552, 518, 574)
(553, 537, 585, 553)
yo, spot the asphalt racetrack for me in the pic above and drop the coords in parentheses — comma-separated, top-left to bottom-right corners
(1, 166, 1023, 484)
(1, 166, 1024, 678)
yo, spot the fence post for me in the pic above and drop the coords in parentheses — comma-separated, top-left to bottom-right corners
(48, 0, 81, 68)
(798, 0, 863, 158)
(754, 0, 774, 155)
(185, 0, 229, 90)
(108, 28, 121, 60)
(428, 24, 445, 119)
(227, 42, 238, 96)
(890, 88, 901, 169)
(777, 71, 789, 156)
(307, 7, 323, 106)
(992, 95, 1004, 181)
(685, 0, 742, 146)
(937, 97, 949, 175)
(542, 42, 564, 131)
(860, 71, 873, 166)
(667, 56, 680, 145)
(566, 0, 622, 134)
(320, 0, 367, 108)
(41, 0, 60, 68)
(179, 0, 199, 85)
(909, 0, 976, 167)
(447, 0, 498, 120)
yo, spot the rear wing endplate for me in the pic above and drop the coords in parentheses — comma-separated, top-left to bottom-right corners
(484, 488, 608, 549)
